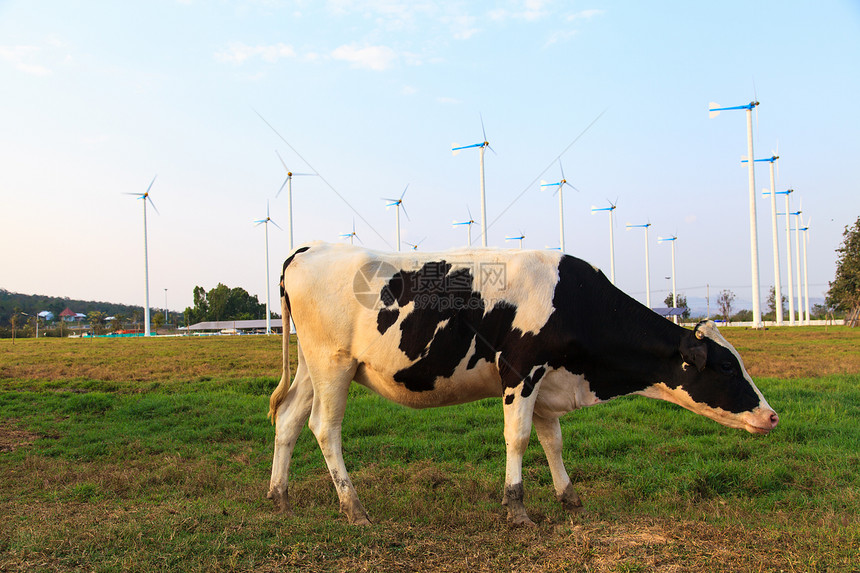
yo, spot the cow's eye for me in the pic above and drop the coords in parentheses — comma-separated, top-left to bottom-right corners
(720, 362, 734, 375)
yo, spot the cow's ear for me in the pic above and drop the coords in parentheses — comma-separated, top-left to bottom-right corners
(680, 331, 707, 372)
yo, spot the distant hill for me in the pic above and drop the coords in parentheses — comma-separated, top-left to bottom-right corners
(0, 289, 145, 327)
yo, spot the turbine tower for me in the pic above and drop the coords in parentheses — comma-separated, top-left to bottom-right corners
(452, 115, 494, 247)
(505, 233, 525, 249)
(774, 188, 796, 324)
(125, 176, 158, 337)
(541, 161, 577, 253)
(800, 216, 811, 324)
(382, 185, 410, 251)
(452, 206, 477, 246)
(709, 99, 763, 327)
(790, 204, 803, 325)
(748, 153, 783, 324)
(275, 150, 315, 251)
(254, 202, 282, 335)
(591, 199, 618, 284)
(658, 235, 678, 323)
(627, 222, 652, 308)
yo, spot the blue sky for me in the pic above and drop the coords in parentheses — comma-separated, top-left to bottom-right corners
(2, 0, 859, 314)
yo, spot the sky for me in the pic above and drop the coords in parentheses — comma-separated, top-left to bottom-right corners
(2, 0, 859, 316)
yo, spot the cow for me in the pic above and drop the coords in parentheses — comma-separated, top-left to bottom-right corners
(267, 242, 778, 526)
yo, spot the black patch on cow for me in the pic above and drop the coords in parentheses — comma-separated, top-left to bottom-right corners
(280, 246, 311, 311)
(504, 394, 515, 405)
(382, 253, 762, 417)
(376, 308, 399, 334)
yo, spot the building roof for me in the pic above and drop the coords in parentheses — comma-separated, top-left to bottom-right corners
(59, 307, 76, 317)
(187, 319, 281, 331)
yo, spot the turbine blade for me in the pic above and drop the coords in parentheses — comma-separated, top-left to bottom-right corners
(270, 219, 284, 231)
(708, 102, 721, 119)
(400, 184, 409, 201)
(400, 202, 410, 221)
(146, 195, 160, 215)
(275, 149, 290, 173)
(480, 113, 487, 142)
(276, 178, 288, 198)
(145, 175, 157, 195)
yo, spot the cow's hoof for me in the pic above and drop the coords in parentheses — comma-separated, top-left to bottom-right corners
(267, 487, 291, 515)
(507, 513, 536, 528)
(558, 483, 584, 513)
(341, 499, 372, 526)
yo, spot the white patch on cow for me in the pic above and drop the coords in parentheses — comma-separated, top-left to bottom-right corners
(534, 368, 601, 419)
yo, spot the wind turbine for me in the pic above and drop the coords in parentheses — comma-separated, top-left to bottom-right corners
(627, 222, 652, 308)
(254, 201, 282, 335)
(404, 237, 426, 251)
(541, 160, 578, 253)
(790, 202, 803, 325)
(382, 185, 410, 252)
(452, 206, 477, 246)
(657, 235, 678, 323)
(772, 188, 796, 324)
(125, 175, 158, 337)
(591, 199, 618, 284)
(452, 115, 494, 247)
(800, 215, 811, 324)
(747, 152, 783, 324)
(275, 150, 315, 251)
(505, 233, 525, 249)
(709, 98, 763, 327)
(339, 219, 361, 245)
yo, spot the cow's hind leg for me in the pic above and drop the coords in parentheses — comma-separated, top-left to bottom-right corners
(268, 348, 314, 514)
(306, 361, 370, 525)
(533, 413, 583, 513)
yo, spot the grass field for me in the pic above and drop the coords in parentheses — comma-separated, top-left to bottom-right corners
(1, 327, 859, 572)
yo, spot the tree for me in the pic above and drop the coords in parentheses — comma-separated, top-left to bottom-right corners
(717, 289, 736, 323)
(182, 283, 267, 324)
(662, 292, 691, 319)
(766, 286, 787, 319)
(88, 311, 107, 336)
(827, 217, 860, 314)
(152, 312, 165, 330)
(110, 314, 126, 332)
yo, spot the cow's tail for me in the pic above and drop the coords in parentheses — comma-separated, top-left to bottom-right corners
(268, 277, 292, 425)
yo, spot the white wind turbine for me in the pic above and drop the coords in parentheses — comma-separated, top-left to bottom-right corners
(452, 115, 494, 247)
(591, 199, 618, 284)
(125, 175, 158, 337)
(404, 237, 426, 251)
(382, 185, 410, 252)
(505, 233, 525, 249)
(339, 219, 361, 245)
(541, 160, 578, 253)
(627, 222, 652, 308)
(452, 206, 477, 246)
(710, 98, 763, 327)
(772, 188, 796, 324)
(800, 215, 811, 324)
(254, 202, 282, 335)
(657, 235, 678, 323)
(746, 151, 783, 324)
(790, 202, 803, 325)
(275, 150, 315, 251)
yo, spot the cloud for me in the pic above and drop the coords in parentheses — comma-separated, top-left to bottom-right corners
(331, 44, 397, 71)
(436, 96, 460, 105)
(0, 45, 52, 76)
(489, 0, 551, 22)
(567, 8, 604, 21)
(402, 85, 418, 95)
(214, 42, 296, 65)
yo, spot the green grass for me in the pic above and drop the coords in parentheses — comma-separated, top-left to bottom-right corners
(1, 334, 859, 571)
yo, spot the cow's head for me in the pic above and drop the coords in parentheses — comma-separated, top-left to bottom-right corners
(650, 320, 779, 434)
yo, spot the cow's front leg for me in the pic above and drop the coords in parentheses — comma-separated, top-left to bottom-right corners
(501, 368, 543, 527)
(533, 413, 583, 513)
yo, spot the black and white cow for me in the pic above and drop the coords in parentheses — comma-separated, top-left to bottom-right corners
(267, 242, 778, 526)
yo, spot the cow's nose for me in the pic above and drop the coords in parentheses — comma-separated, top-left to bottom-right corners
(769, 410, 779, 429)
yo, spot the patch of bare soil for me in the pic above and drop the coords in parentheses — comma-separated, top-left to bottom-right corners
(0, 420, 39, 453)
